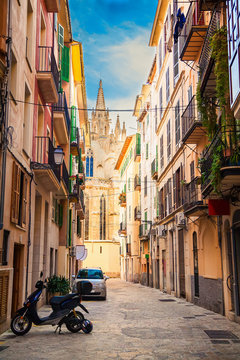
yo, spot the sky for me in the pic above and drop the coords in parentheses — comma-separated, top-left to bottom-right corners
(69, 0, 157, 134)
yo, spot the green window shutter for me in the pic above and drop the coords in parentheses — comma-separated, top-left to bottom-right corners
(124, 183, 126, 193)
(69, 154, 73, 193)
(58, 24, 64, 48)
(78, 148, 83, 173)
(62, 46, 69, 82)
(71, 106, 76, 142)
(54, 199, 58, 224)
(68, 209, 72, 246)
(128, 178, 130, 190)
(145, 211, 147, 230)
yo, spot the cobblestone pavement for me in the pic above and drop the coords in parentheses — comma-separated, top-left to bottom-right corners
(1, 279, 240, 360)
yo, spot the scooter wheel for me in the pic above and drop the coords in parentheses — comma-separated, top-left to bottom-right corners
(11, 314, 32, 336)
(66, 311, 84, 333)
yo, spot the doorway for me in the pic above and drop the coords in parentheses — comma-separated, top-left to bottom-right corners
(179, 229, 186, 297)
(12, 244, 23, 316)
(232, 210, 240, 315)
(156, 259, 160, 289)
(147, 259, 150, 287)
(162, 250, 166, 290)
(224, 220, 234, 311)
(193, 232, 199, 297)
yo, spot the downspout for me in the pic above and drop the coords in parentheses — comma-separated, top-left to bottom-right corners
(25, 174, 34, 298)
(217, 215, 225, 316)
(0, 0, 12, 230)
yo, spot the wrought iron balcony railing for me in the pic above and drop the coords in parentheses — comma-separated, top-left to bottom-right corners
(37, 46, 59, 93)
(134, 175, 141, 190)
(182, 96, 203, 143)
(53, 92, 71, 133)
(62, 160, 69, 191)
(151, 158, 158, 179)
(134, 206, 141, 221)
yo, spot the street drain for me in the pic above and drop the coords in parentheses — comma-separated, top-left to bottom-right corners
(204, 330, 239, 339)
(211, 340, 230, 344)
(0, 346, 9, 352)
(159, 299, 176, 302)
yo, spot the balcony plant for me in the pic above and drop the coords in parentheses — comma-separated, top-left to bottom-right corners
(119, 192, 126, 204)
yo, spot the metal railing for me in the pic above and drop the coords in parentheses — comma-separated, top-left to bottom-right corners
(33, 136, 60, 182)
(182, 96, 199, 139)
(53, 92, 71, 133)
(184, 177, 205, 210)
(134, 175, 141, 189)
(79, 188, 85, 213)
(139, 224, 149, 238)
(179, 2, 205, 58)
(199, 10, 220, 83)
(200, 127, 240, 192)
(37, 46, 59, 93)
(62, 160, 69, 190)
(126, 243, 131, 255)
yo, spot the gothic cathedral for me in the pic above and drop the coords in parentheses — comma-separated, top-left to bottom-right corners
(83, 80, 126, 277)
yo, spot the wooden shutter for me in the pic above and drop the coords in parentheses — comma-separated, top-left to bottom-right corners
(59, 204, 63, 227)
(58, 24, 64, 48)
(11, 162, 20, 224)
(173, 172, 176, 210)
(180, 163, 184, 205)
(21, 174, 28, 228)
(62, 46, 69, 82)
(168, 178, 172, 213)
(0, 270, 9, 323)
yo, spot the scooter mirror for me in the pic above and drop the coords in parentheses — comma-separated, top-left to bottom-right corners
(40, 271, 43, 278)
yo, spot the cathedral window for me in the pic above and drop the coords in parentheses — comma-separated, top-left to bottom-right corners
(100, 195, 106, 240)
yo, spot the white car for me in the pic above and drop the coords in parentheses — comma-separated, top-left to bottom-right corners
(72, 268, 109, 300)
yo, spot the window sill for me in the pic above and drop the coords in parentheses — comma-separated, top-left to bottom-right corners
(15, 224, 26, 232)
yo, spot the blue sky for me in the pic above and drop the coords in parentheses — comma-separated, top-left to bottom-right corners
(69, 0, 157, 132)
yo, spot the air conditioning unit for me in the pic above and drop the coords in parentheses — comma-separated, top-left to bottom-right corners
(70, 246, 76, 257)
(159, 225, 167, 237)
(175, 212, 186, 227)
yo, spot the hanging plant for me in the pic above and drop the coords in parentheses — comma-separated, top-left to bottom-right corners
(209, 145, 223, 194)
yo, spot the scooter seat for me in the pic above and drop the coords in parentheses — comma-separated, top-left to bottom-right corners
(50, 293, 77, 305)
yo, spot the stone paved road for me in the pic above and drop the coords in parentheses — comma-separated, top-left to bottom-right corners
(1, 279, 240, 360)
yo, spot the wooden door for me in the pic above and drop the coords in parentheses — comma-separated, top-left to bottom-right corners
(12, 244, 22, 315)
(179, 230, 186, 298)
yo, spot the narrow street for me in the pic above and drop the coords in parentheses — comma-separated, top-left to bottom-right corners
(1, 279, 240, 360)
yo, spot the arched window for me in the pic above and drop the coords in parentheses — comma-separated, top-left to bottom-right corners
(86, 156, 90, 177)
(100, 195, 106, 240)
(90, 156, 93, 177)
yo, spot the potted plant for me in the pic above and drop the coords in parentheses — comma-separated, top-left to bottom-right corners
(46, 275, 70, 303)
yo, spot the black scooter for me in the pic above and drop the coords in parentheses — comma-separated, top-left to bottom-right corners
(11, 272, 93, 336)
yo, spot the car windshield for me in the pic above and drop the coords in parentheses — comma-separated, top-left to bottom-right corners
(77, 269, 104, 279)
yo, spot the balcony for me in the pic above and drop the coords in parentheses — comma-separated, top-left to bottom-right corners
(77, 188, 85, 220)
(184, 177, 207, 216)
(199, 10, 220, 95)
(36, 46, 59, 103)
(139, 224, 149, 240)
(53, 92, 70, 144)
(31, 136, 60, 191)
(134, 142, 141, 162)
(200, 127, 240, 197)
(179, 2, 208, 61)
(44, 0, 60, 12)
(61, 160, 69, 194)
(182, 96, 203, 144)
(134, 207, 141, 221)
(119, 222, 127, 236)
(79, 128, 86, 160)
(69, 178, 85, 219)
(70, 127, 81, 156)
(199, 0, 220, 11)
(119, 192, 126, 207)
(126, 243, 131, 256)
(151, 158, 158, 180)
(134, 175, 141, 191)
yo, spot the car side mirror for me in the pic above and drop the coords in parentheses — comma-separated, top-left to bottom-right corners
(104, 276, 109, 280)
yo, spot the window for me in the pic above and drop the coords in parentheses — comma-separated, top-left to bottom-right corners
(100, 246, 102, 254)
(155, 105, 158, 132)
(23, 84, 31, 157)
(173, 42, 179, 85)
(10, 51, 17, 100)
(166, 68, 170, 102)
(160, 135, 164, 169)
(175, 101, 180, 145)
(26, 0, 33, 66)
(77, 215, 81, 237)
(159, 38, 162, 72)
(167, 178, 172, 215)
(58, 24, 64, 48)
(167, 119, 171, 159)
(146, 143, 148, 159)
(144, 211, 147, 230)
(11, 162, 28, 228)
(100, 195, 106, 240)
(144, 176, 147, 197)
(159, 87, 163, 121)
(164, 16, 168, 58)
(128, 178, 131, 191)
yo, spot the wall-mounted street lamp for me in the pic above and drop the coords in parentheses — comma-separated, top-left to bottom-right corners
(54, 146, 64, 165)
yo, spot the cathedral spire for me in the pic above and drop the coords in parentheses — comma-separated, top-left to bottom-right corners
(96, 79, 106, 111)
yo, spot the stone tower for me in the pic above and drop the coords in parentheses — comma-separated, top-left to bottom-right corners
(91, 80, 110, 138)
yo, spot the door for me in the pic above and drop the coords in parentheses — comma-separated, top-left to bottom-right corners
(224, 221, 234, 311)
(232, 210, 240, 315)
(162, 250, 166, 290)
(156, 259, 160, 289)
(193, 232, 199, 297)
(12, 244, 23, 316)
(179, 229, 186, 297)
(147, 259, 149, 287)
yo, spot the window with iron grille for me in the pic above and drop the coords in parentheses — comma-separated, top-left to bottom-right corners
(11, 162, 28, 228)
(175, 100, 180, 145)
(166, 68, 170, 102)
(160, 135, 164, 169)
(144, 176, 147, 197)
(167, 119, 171, 159)
(173, 42, 179, 85)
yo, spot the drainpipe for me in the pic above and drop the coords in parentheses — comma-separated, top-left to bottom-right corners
(0, 0, 12, 230)
(25, 174, 34, 298)
(217, 215, 225, 316)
